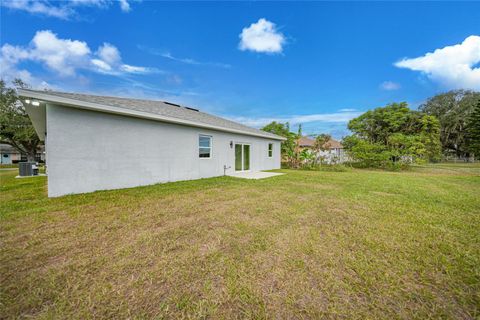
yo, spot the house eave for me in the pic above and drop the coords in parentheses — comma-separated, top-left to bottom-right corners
(18, 89, 286, 141)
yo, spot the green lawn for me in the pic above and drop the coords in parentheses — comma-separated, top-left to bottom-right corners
(1, 165, 479, 319)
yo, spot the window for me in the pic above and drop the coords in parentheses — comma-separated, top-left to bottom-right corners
(268, 143, 273, 157)
(199, 135, 212, 158)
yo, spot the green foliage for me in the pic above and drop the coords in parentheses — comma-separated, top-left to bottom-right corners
(466, 99, 480, 156)
(0, 79, 41, 161)
(313, 134, 331, 152)
(343, 135, 391, 168)
(263, 122, 346, 169)
(299, 148, 315, 168)
(312, 134, 332, 165)
(420, 90, 480, 157)
(261, 121, 290, 137)
(344, 102, 441, 168)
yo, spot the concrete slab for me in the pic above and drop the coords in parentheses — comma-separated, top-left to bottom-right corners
(228, 171, 284, 180)
(15, 173, 47, 179)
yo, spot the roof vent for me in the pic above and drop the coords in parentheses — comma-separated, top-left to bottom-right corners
(164, 101, 181, 107)
(185, 106, 199, 112)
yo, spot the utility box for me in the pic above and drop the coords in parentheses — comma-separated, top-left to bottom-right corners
(19, 162, 38, 176)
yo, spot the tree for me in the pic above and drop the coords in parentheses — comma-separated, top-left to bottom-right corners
(313, 134, 331, 165)
(0, 79, 41, 162)
(261, 121, 290, 137)
(344, 102, 441, 167)
(466, 99, 480, 157)
(292, 124, 303, 168)
(342, 135, 391, 167)
(420, 90, 480, 158)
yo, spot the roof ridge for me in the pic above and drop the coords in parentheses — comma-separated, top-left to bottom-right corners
(22, 88, 191, 110)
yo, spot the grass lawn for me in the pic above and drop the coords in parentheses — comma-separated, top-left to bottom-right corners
(1, 164, 479, 319)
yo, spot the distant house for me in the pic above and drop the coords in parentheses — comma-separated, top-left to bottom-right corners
(19, 89, 285, 197)
(0, 144, 45, 164)
(298, 136, 346, 164)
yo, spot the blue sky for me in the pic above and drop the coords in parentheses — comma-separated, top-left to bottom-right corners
(1, 1, 480, 138)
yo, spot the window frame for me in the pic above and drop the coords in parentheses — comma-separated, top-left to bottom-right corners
(199, 134, 212, 159)
(268, 143, 273, 158)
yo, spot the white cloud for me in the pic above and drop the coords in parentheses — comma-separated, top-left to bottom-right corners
(0, 0, 133, 19)
(1, 0, 72, 18)
(97, 43, 121, 66)
(118, 0, 130, 12)
(239, 18, 286, 54)
(0, 44, 53, 89)
(138, 46, 231, 69)
(159, 52, 197, 65)
(30, 30, 91, 76)
(0, 30, 155, 84)
(228, 110, 362, 128)
(395, 35, 480, 90)
(91, 58, 112, 72)
(119, 64, 152, 74)
(380, 81, 401, 91)
(69, 0, 109, 7)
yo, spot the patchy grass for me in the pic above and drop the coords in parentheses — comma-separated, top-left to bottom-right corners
(0, 164, 18, 168)
(1, 164, 479, 319)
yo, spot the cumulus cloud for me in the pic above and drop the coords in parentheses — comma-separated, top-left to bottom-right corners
(228, 110, 362, 128)
(118, 0, 130, 12)
(97, 43, 121, 66)
(0, 44, 52, 89)
(380, 81, 401, 91)
(0, 0, 133, 19)
(30, 30, 91, 76)
(0, 30, 156, 85)
(395, 35, 480, 90)
(239, 18, 286, 54)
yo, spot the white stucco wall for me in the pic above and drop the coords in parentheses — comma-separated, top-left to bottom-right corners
(46, 104, 281, 197)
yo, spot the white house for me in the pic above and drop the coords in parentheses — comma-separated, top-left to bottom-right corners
(298, 136, 347, 164)
(19, 89, 285, 197)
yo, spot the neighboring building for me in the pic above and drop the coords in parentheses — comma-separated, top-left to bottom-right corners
(298, 136, 346, 164)
(0, 144, 19, 164)
(19, 89, 285, 197)
(0, 143, 45, 164)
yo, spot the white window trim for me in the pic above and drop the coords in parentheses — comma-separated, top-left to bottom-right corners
(268, 143, 273, 158)
(199, 134, 212, 159)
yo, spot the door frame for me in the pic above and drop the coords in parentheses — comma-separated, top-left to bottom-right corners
(234, 143, 251, 172)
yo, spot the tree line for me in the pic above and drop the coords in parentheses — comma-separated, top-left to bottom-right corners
(262, 90, 480, 168)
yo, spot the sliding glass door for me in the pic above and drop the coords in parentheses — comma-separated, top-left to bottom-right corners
(235, 143, 251, 171)
(235, 144, 242, 171)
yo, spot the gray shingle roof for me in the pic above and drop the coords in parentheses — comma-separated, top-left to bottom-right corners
(18, 89, 284, 140)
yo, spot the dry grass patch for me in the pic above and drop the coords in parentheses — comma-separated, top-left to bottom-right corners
(1, 164, 479, 319)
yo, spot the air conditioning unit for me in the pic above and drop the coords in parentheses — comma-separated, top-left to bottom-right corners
(19, 162, 38, 176)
